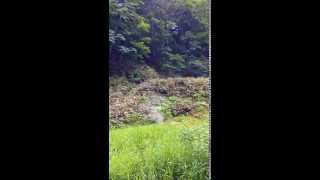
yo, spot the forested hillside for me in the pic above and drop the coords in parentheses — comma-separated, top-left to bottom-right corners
(109, 0, 210, 179)
(109, 0, 209, 79)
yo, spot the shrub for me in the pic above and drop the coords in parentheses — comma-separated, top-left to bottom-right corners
(160, 96, 201, 119)
(136, 77, 208, 99)
(127, 65, 159, 83)
(109, 76, 134, 94)
(171, 98, 195, 116)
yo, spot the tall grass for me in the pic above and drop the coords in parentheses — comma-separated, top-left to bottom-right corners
(109, 119, 209, 180)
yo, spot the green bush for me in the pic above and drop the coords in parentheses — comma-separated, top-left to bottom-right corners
(127, 65, 159, 83)
(160, 96, 198, 119)
(159, 96, 176, 119)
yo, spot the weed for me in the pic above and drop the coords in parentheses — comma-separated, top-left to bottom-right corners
(109, 118, 209, 180)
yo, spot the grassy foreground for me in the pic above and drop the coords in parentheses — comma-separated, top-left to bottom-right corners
(109, 116, 209, 180)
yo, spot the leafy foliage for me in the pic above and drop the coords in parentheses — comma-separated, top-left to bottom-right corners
(109, 0, 209, 78)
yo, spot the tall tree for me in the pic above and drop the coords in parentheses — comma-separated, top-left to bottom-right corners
(109, 0, 209, 78)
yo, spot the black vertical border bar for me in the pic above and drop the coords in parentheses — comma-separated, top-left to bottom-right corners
(212, 0, 225, 179)
(95, 0, 108, 179)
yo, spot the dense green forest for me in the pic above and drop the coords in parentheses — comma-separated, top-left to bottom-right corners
(109, 0, 209, 79)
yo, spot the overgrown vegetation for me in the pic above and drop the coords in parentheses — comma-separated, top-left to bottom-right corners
(109, 77, 210, 179)
(109, 0, 210, 178)
(136, 77, 209, 98)
(109, 77, 208, 127)
(109, 115, 209, 180)
(160, 96, 207, 118)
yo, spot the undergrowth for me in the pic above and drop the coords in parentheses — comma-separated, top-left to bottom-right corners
(109, 115, 209, 180)
(109, 77, 210, 179)
(109, 77, 209, 127)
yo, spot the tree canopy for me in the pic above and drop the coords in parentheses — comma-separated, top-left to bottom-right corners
(109, 0, 209, 78)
